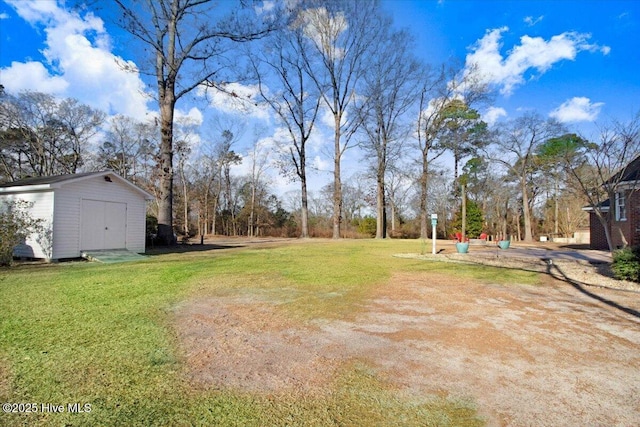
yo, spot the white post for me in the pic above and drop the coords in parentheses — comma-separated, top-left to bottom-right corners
(431, 214, 438, 255)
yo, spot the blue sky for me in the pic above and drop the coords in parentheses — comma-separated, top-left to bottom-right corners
(0, 0, 638, 196)
(382, 0, 638, 127)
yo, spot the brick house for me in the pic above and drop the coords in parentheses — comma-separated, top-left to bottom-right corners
(587, 155, 640, 250)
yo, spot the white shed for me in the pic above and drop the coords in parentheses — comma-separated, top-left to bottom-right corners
(0, 171, 154, 261)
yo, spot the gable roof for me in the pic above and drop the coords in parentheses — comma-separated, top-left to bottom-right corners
(0, 171, 154, 200)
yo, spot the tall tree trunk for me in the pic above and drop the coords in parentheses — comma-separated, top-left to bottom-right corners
(300, 175, 309, 238)
(596, 211, 615, 253)
(521, 179, 533, 241)
(248, 182, 256, 237)
(390, 199, 397, 233)
(419, 157, 429, 239)
(157, 98, 176, 245)
(212, 194, 219, 236)
(502, 199, 508, 240)
(332, 116, 342, 239)
(376, 169, 386, 239)
(181, 167, 188, 235)
(461, 182, 466, 241)
(203, 190, 209, 235)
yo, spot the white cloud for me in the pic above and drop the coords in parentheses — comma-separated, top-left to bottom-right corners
(549, 97, 604, 123)
(175, 107, 204, 126)
(2, 0, 151, 120)
(5, 0, 60, 22)
(298, 7, 347, 60)
(1, 61, 69, 93)
(199, 82, 270, 120)
(227, 129, 302, 197)
(524, 15, 544, 26)
(465, 27, 611, 96)
(312, 155, 330, 172)
(0, 12, 9, 20)
(255, 1, 276, 15)
(483, 106, 507, 126)
(319, 103, 348, 130)
(258, 127, 293, 160)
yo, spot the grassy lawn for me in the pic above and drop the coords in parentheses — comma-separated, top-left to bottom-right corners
(0, 239, 539, 426)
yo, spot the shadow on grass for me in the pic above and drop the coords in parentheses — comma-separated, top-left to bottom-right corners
(430, 252, 640, 320)
(144, 243, 245, 256)
(547, 262, 640, 319)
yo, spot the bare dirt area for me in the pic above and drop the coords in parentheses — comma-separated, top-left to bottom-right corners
(174, 268, 640, 426)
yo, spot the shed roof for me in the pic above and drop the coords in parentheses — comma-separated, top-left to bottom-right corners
(0, 171, 154, 200)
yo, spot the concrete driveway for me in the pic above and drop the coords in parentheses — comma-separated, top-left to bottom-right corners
(440, 240, 612, 264)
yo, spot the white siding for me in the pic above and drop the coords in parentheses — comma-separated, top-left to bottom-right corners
(53, 176, 147, 258)
(0, 191, 55, 259)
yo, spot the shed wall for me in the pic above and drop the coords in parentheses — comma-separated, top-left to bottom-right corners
(0, 191, 55, 259)
(53, 176, 147, 258)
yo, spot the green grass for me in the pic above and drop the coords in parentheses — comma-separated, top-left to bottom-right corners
(0, 239, 539, 426)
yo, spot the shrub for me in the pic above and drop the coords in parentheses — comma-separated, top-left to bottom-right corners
(146, 214, 158, 246)
(0, 199, 43, 266)
(451, 198, 484, 238)
(611, 246, 640, 282)
(357, 217, 377, 237)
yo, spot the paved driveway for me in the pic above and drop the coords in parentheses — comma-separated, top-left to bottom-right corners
(439, 240, 611, 264)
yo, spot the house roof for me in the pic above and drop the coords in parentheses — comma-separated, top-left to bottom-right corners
(0, 171, 154, 200)
(582, 199, 610, 212)
(606, 154, 640, 184)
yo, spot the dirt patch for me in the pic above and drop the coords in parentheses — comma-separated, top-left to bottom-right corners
(174, 296, 340, 394)
(174, 272, 640, 426)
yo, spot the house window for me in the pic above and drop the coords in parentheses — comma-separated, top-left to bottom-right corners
(615, 191, 627, 221)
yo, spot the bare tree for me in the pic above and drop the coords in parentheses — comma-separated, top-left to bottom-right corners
(297, 0, 382, 238)
(0, 91, 104, 181)
(99, 115, 157, 184)
(245, 131, 272, 237)
(214, 131, 242, 236)
(559, 113, 640, 252)
(358, 26, 421, 238)
(414, 63, 491, 239)
(191, 152, 218, 236)
(537, 132, 589, 237)
(488, 113, 565, 242)
(175, 138, 192, 236)
(415, 68, 449, 239)
(251, 18, 321, 238)
(113, 0, 277, 244)
(386, 166, 414, 236)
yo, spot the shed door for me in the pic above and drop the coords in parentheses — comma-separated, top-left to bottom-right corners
(81, 200, 127, 250)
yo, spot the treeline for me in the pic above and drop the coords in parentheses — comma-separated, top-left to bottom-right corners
(1, 88, 638, 243)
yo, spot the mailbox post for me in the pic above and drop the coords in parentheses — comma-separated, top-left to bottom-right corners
(431, 214, 438, 255)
